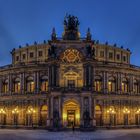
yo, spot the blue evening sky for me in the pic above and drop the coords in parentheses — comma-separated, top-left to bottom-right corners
(0, 0, 140, 66)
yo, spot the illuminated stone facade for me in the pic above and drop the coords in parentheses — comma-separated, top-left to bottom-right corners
(0, 15, 140, 129)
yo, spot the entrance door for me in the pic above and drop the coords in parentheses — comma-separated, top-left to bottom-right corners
(67, 110, 75, 126)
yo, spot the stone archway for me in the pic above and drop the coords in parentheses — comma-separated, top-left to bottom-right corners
(63, 99, 80, 127)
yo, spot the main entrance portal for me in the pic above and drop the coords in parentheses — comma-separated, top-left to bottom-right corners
(63, 100, 80, 127)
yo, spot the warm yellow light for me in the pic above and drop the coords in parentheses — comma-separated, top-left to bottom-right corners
(107, 107, 116, 114)
(12, 108, 19, 114)
(108, 82, 111, 85)
(123, 108, 130, 114)
(27, 108, 36, 114)
(63, 113, 67, 119)
(0, 108, 5, 114)
(76, 113, 80, 119)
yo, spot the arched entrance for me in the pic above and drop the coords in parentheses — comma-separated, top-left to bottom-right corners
(63, 100, 80, 127)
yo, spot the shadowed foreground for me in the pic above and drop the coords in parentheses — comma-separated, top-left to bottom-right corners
(0, 129, 139, 140)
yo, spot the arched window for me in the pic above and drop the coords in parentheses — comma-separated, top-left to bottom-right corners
(40, 76, 48, 92)
(26, 77, 34, 92)
(122, 78, 128, 93)
(134, 79, 139, 94)
(94, 76, 102, 92)
(2, 79, 8, 93)
(108, 77, 116, 92)
(13, 78, 20, 93)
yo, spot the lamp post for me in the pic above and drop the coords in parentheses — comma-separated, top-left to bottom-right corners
(0, 108, 6, 127)
(136, 109, 140, 126)
(12, 108, 19, 127)
(27, 107, 36, 127)
(107, 107, 116, 127)
(123, 108, 130, 126)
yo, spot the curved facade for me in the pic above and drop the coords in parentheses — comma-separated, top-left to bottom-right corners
(0, 15, 140, 129)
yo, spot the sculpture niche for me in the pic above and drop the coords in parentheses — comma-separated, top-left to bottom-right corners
(48, 45, 57, 59)
(63, 14, 80, 40)
(85, 45, 95, 59)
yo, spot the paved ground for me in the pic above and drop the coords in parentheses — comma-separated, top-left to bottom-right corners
(0, 129, 139, 140)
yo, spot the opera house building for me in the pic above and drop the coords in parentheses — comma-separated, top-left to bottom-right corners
(0, 15, 140, 129)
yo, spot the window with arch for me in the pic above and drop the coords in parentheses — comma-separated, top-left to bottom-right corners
(108, 77, 116, 92)
(2, 79, 9, 93)
(122, 78, 128, 93)
(40, 76, 48, 92)
(94, 76, 102, 92)
(134, 79, 139, 94)
(60, 48, 83, 63)
(13, 78, 21, 93)
(26, 77, 34, 92)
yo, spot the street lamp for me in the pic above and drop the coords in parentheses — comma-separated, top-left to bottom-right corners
(123, 108, 130, 114)
(27, 107, 36, 127)
(0, 108, 6, 127)
(107, 107, 116, 127)
(123, 108, 130, 126)
(136, 108, 140, 125)
(12, 108, 19, 127)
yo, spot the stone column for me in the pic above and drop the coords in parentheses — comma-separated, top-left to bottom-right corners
(92, 67, 95, 92)
(130, 75, 133, 95)
(93, 98, 96, 126)
(9, 73, 12, 95)
(59, 96, 62, 126)
(103, 71, 107, 93)
(83, 65, 86, 87)
(20, 73, 22, 94)
(36, 71, 39, 93)
(117, 72, 121, 94)
(80, 96, 84, 126)
(50, 96, 53, 127)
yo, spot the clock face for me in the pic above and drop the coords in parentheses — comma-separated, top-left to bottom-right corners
(61, 48, 82, 63)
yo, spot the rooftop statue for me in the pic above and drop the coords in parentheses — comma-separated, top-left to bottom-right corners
(63, 14, 80, 40)
(64, 14, 80, 31)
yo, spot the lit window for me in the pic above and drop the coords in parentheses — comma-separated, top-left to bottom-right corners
(14, 82, 20, 93)
(122, 81, 128, 93)
(3, 80, 8, 93)
(41, 80, 48, 91)
(108, 81, 115, 92)
(94, 80, 101, 92)
(27, 78, 34, 92)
